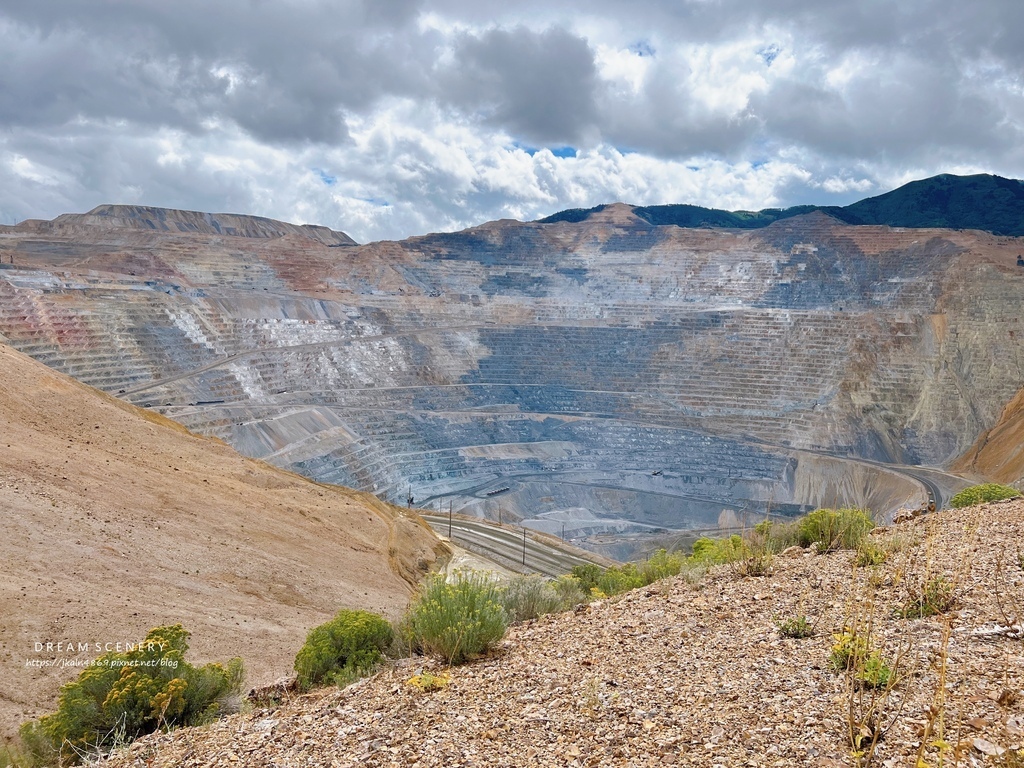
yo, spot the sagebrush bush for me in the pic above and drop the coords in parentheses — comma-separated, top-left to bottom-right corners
(407, 570, 508, 664)
(737, 548, 774, 577)
(754, 519, 803, 552)
(569, 549, 685, 599)
(798, 507, 874, 551)
(949, 483, 1021, 508)
(549, 574, 588, 608)
(0, 737, 42, 768)
(597, 563, 645, 595)
(500, 574, 564, 622)
(22, 625, 242, 765)
(294, 609, 393, 691)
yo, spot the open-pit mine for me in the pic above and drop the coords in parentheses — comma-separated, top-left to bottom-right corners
(1, 193, 1018, 558)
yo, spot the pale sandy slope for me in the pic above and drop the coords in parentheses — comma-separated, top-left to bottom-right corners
(953, 383, 1024, 485)
(0, 342, 448, 736)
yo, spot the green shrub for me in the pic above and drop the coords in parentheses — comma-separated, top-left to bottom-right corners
(798, 508, 874, 551)
(1, 732, 48, 768)
(829, 629, 893, 689)
(855, 540, 889, 567)
(407, 570, 508, 665)
(777, 615, 814, 639)
(597, 563, 645, 595)
(569, 563, 604, 593)
(293, 609, 393, 691)
(949, 483, 1021, 509)
(549, 574, 589, 608)
(500, 574, 564, 622)
(690, 534, 745, 564)
(829, 629, 868, 673)
(754, 519, 803, 552)
(737, 549, 774, 577)
(406, 670, 450, 692)
(638, 549, 684, 582)
(858, 653, 893, 689)
(898, 577, 957, 619)
(22, 625, 242, 765)
(567, 550, 685, 600)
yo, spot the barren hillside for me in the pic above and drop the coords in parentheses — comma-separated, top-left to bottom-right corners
(103, 501, 1024, 768)
(0, 343, 448, 736)
(953, 385, 1024, 484)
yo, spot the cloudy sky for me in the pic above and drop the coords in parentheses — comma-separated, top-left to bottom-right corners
(2, 1, 1022, 242)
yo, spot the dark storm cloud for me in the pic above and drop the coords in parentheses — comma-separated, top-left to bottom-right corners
(751, 61, 1017, 164)
(0, 0, 433, 144)
(439, 26, 599, 145)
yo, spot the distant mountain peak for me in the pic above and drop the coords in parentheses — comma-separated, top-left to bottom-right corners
(538, 173, 1024, 237)
(27, 204, 357, 246)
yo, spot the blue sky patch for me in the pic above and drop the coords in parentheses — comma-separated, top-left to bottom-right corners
(629, 40, 655, 57)
(512, 143, 576, 158)
(316, 169, 337, 186)
(758, 44, 781, 67)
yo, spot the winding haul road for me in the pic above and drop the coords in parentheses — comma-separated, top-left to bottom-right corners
(420, 513, 611, 577)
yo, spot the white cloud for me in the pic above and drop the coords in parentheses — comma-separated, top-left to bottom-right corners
(817, 176, 874, 195)
(594, 43, 652, 95)
(8, 154, 62, 186)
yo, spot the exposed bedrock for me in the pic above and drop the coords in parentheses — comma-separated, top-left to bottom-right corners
(0, 206, 1015, 556)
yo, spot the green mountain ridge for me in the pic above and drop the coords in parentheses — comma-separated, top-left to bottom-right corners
(539, 173, 1024, 237)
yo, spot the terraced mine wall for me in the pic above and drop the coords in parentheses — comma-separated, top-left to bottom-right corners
(0, 205, 1012, 557)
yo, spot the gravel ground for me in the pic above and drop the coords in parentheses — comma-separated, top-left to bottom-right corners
(100, 500, 1024, 768)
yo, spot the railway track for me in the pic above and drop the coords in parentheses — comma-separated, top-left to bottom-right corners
(420, 513, 611, 578)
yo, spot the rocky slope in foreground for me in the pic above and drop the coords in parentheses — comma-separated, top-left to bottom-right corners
(0, 343, 447, 736)
(104, 502, 1024, 768)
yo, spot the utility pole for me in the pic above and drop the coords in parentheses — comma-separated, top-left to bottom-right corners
(498, 507, 502, 526)
(522, 526, 527, 567)
(561, 522, 565, 541)
(448, 501, 453, 539)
